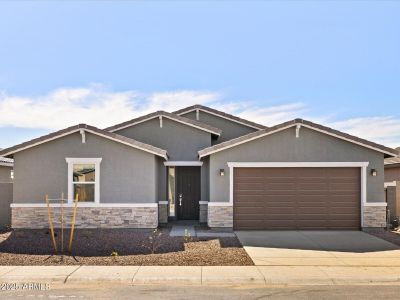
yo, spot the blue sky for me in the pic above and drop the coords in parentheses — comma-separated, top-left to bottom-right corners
(0, 1, 399, 148)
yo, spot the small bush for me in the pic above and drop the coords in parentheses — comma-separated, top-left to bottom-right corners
(142, 229, 163, 254)
(183, 229, 193, 243)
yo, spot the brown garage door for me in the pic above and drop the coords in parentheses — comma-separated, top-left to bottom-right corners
(234, 167, 361, 230)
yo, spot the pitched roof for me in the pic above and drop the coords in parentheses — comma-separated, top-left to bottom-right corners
(104, 111, 222, 135)
(0, 124, 168, 160)
(0, 156, 13, 167)
(198, 118, 399, 158)
(173, 104, 268, 130)
(385, 147, 400, 166)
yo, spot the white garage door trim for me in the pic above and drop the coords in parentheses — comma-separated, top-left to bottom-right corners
(225, 161, 377, 228)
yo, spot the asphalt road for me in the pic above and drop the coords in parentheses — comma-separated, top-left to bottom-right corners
(1, 284, 400, 300)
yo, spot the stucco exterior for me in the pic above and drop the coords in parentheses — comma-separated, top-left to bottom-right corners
(181, 110, 257, 144)
(0, 165, 12, 182)
(208, 126, 385, 204)
(114, 117, 212, 161)
(2, 106, 396, 230)
(0, 165, 13, 228)
(13, 131, 158, 204)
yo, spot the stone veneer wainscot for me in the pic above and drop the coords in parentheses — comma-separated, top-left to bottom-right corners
(363, 205, 387, 228)
(207, 205, 233, 228)
(12, 206, 158, 229)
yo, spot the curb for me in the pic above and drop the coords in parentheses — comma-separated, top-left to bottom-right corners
(0, 266, 399, 286)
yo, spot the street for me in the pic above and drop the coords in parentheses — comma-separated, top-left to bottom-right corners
(1, 283, 400, 300)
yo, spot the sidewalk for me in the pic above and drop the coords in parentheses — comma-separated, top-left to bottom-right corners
(1, 265, 400, 286)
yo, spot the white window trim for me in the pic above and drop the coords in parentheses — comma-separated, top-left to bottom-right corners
(208, 161, 388, 227)
(164, 161, 203, 166)
(66, 158, 102, 204)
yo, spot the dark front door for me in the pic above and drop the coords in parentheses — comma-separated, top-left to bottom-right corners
(176, 166, 200, 220)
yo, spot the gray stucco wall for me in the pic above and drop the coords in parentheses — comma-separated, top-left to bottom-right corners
(201, 156, 210, 202)
(156, 157, 167, 202)
(181, 111, 258, 144)
(0, 165, 12, 182)
(13, 132, 158, 204)
(0, 165, 13, 228)
(208, 126, 385, 203)
(114, 118, 212, 161)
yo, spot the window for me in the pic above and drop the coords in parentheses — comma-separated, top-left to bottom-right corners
(73, 164, 95, 202)
(168, 167, 176, 217)
(66, 158, 102, 204)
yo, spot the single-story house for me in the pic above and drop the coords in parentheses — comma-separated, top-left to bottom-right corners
(0, 157, 13, 228)
(384, 148, 400, 222)
(0, 105, 398, 230)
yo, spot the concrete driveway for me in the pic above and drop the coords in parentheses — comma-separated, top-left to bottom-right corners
(235, 231, 400, 266)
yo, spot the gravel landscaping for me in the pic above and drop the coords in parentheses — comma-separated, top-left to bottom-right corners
(0, 228, 253, 266)
(368, 228, 400, 247)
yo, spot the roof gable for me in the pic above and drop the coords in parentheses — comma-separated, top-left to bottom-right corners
(174, 104, 267, 130)
(0, 156, 13, 167)
(0, 124, 168, 160)
(104, 111, 222, 136)
(198, 119, 399, 159)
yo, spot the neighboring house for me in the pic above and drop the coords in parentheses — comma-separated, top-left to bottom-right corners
(0, 156, 13, 228)
(384, 148, 400, 222)
(0, 105, 398, 231)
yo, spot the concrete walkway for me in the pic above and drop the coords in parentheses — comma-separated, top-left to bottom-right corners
(169, 225, 235, 237)
(0, 265, 400, 286)
(236, 231, 400, 267)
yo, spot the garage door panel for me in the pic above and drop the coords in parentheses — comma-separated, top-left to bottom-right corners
(234, 207, 265, 214)
(267, 182, 297, 190)
(233, 167, 361, 230)
(236, 185, 264, 191)
(297, 207, 328, 214)
(267, 207, 297, 214)
(297, 183, 328, 190)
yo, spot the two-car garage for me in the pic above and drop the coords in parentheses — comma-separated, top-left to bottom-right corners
(200, 119, 396, 231)
(233, 167, 361, 230)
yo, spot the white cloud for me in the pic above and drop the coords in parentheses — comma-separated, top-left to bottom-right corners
(329, 117, 400, 148)
(0, 86, 221, 130)
(0, 85, 399, 148)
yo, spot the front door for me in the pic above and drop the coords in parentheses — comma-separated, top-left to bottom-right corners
(176, 166, 200, 220)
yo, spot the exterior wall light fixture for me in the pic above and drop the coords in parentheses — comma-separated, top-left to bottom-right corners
(371, 169, 377, 176)
(219, 169, 225, 176)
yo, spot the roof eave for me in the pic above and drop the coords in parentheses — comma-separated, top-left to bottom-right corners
(198, 119, 399, 159)
(105, 111, 222, 136)
(174, 105, 267, 130)
(0, 125, 169, 160)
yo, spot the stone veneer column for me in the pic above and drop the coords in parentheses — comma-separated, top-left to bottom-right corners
(207, 204, 233, 228)
(199, 202, 208, 223)
(362, 205, 387, 229)
(158, 202, 168, 225)
(12, 206, 158, 229)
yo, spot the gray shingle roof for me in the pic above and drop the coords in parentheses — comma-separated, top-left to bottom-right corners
(385, 147, 400, 166)
(0, 124, 168, 160)
(173, 104, 268, 130)
(0, 156, 13, 166)
(198, 119, 399, 158)
(104, 111, 222, 135)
